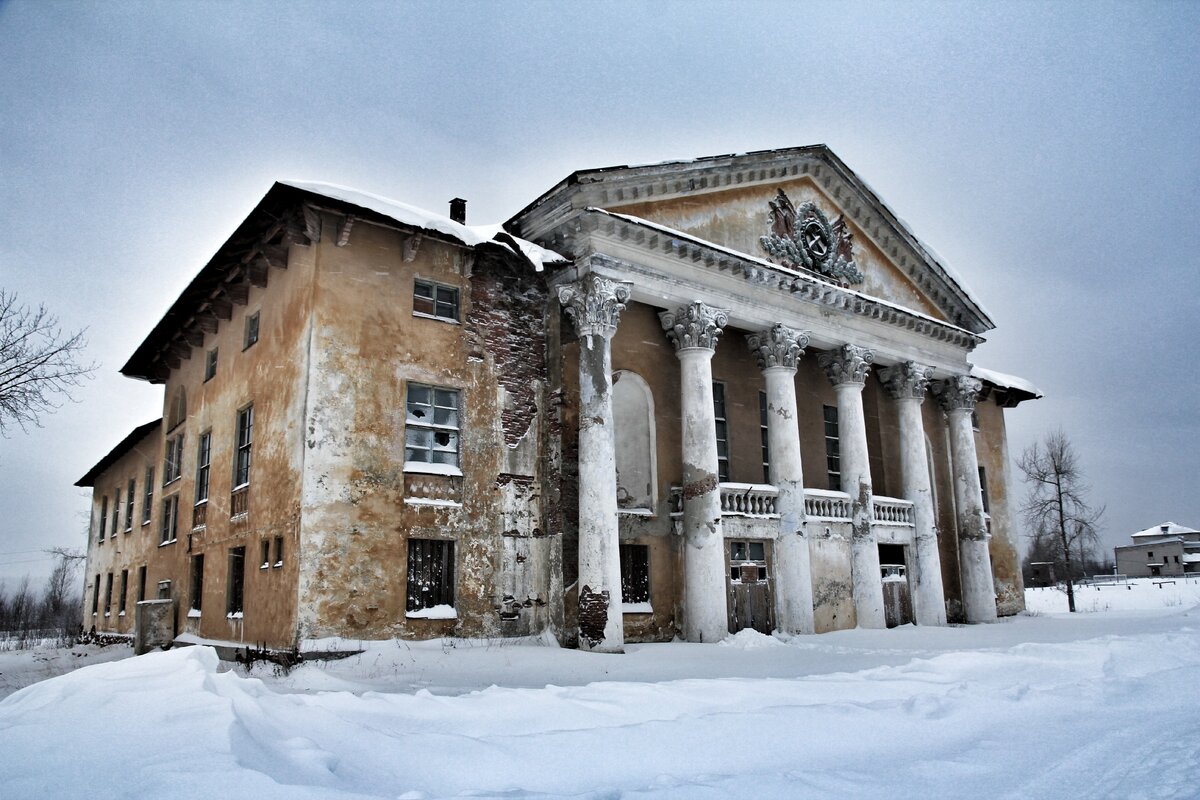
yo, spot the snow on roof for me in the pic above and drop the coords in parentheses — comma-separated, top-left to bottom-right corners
(590, 208, 981, 340)
(282, 180, 566, 271)
(969, 365, 1043, 398)
(1183, 554, 1200, 563)
(1131, 521, 1200, 539)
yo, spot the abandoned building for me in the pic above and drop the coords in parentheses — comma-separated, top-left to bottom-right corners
(1114, 522, 1200, 578)
(77, 146, 1041, 652)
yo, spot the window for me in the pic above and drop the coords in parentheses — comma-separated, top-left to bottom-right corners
(824, 405, 841, 492)
(273, 535, 284, 568)
(164, 435, 184, 485)
(110, 487, 121, 538)
(168, 388, 187, 430)
(978, 466, 990, 514)
(142, 466, 154, 524)
(99, 496, 108, 540)
(1174, 555, 1180, 564)
(759, 391, 770, 484)
(413, 279, 459, 322)
(243, 311, 259, 350)
(1163, 556, 1169, 564)
(195, 432, 211, 505)
(234, 406, 254, 488)
(260, 539, 271, 570)
(124, 479, 135, 532)
(730, 540, 769, 582)
(137, 566, 147, 602)
(406, 538, 454, 614)
(160, 495, 179, 544)
(190, 554, 204, 612)
(713, 382, 729, 482)
(620, 544, 650, 605)
(405, 385, 460, 467)
(118, 569, 128, 615)
(1148, 551, 1154, 558)
(204, 347, 218, 381)
(157, 580, 171, 600)
(103, 573, 113, 616)
(91, 575, 100, 615)
(227, 547, 245, 616)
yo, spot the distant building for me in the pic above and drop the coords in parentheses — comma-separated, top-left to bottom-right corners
(1114, 522, 1200, 578)
(77, 146, 1040, 653)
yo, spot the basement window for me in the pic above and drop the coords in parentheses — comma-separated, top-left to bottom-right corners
(620, 544, 651, 611)
(413, 279, 459, 323)
(406, 538, 455, 617)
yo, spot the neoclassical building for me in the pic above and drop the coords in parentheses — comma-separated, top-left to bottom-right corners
(78, 146, 1038, 652)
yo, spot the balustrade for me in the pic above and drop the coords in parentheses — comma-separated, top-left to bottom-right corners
(872, 495, 915, 526)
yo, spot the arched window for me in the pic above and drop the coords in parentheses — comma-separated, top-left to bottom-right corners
(612, 371, 656, 512)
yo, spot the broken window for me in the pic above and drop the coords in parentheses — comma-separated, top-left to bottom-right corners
(243, 311, 259, 350)
(160, 495, 179, 545)
(234, 405, 254, 488)
(406, 538, 454, 614)
(204, 347, 218, 382)
(405, 385, 460, 467)
(413, 279, 459, 322)
(620, 544, 650, 605)
(713, 382, 729, 482)
(759, 391, 770, 484)
(823, 405, 841, 492)
(190, 554, 204, 613)
(227, 546, 245, 616)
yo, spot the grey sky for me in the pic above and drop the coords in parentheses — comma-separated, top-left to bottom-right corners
(1, 0, 1197, 584)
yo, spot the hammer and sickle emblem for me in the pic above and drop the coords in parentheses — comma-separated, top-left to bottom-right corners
(803, 223, 828, 257)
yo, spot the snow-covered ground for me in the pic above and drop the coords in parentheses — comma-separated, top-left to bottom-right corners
(2, 580, 1199, 798)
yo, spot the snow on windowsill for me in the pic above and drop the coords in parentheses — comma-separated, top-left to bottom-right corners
(403, 461, 463, 477)
(622, 602, 653, 614)
(618, 508, 655, 517)
(118, 611, 126, 617)
(260, 563, 269, 570)
(406, 605, 457, 620)
(227, 612, 244, 620)
(187, 609, 201, 618)
(412, 311, 459, 325)
(159, 538, 177, 547)
(403, 497, 463, 508)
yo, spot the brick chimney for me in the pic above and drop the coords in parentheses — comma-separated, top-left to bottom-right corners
(449, 198, 466, 224)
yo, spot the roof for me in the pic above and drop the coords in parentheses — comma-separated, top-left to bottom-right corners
(75, 419, 162, 487)
(507, 145, 995, 334)
(121, 182, 566, 383)
(969, 365, 1043, 406)
(1131, 521, 1200, 539)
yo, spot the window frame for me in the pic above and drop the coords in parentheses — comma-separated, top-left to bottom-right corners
(103, 572, 113, 617)
(227, 546, 246, 617)
(713, 381, 730, 483)
(110, 486, 121, 538)
(978, 465, 990, 514)
(759, 390, 770, 484)
(243, 311, 260, 350)
(124, 479, 135, 532)
(195, 431, 212, 506)
(118, 569, 128, 616)
(412, 278, 460, 323)
(406, 538, 455, 615)
(823, 404, 841, 492)
(190, 554, 204, 613)
(619, 543, 651, 608)
(163, 434, 184, 486)
(160, 494, 179, 545)
(404, 384, 461, 471)
(234, 405, 253, 489)
(142, 466, 154, 525)
(99, 495, 108, 540)
(204, 347, 218, 382)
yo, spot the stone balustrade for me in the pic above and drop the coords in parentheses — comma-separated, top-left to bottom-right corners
(872, 495, 915, 526)
(802, 488, 852, 521)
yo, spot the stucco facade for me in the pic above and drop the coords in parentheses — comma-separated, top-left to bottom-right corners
(78, 147, 1038, 651)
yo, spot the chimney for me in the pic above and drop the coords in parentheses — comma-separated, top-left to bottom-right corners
(449, 198, 466, 224)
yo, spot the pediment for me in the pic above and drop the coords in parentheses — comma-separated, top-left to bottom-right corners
(509, 146, 993, 334)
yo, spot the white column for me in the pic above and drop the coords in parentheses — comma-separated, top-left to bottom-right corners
(557, 273, 633, 652)
(880, 361, 947, 626)
(818, 344, 885, 629)
(935, 374, 997, 623)
(747, 324, 814, 635)
(660, 302, 729, 643)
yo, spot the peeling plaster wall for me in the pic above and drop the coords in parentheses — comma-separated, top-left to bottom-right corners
(297, 213, 556, 642)
(974, 400, 1026, 616)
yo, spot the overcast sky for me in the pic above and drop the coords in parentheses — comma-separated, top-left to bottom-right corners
(1, 1, 1197, 586)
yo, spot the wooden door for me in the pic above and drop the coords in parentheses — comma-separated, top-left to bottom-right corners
(726, 539, 774, 634)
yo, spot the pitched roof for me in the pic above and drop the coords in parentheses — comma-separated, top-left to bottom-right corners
(75, 419, 162, 487)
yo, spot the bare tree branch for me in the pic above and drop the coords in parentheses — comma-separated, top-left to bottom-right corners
(0, 289, 97, 435)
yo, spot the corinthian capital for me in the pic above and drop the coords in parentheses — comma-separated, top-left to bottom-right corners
(746, 324, 810, 370)
(818, 343, 874, 387)
(933, 374, 983, 412)
(879, 361, 934, 401)
(659, 302, 729, 351)
(557, 273, 633, 339)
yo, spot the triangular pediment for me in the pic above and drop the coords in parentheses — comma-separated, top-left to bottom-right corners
(509, 146, 993, 334)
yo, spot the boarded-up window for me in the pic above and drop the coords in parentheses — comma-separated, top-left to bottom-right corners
(407, 539, 454, 613)
(613, 371, 656, 511)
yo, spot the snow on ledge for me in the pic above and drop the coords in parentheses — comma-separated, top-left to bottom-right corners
(403, 497, 463, 508)
(969, 365, 1043, 398)
(622, 602, 653, 614)
(403, 461, 463, 477)
(406, 605, 457, 620)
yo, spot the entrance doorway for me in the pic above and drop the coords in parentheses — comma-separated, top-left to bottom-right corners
(878, 543, 913, 628)
(726, 539, 774, 634)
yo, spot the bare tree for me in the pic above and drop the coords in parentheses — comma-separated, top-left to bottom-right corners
(0, 290, 96, 434)
(1018, 429, 1104, 612)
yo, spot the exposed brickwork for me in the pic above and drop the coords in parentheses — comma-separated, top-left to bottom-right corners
(577, 584, 609, 648)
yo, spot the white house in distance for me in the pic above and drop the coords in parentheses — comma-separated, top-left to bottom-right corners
(1114, 522, 1200, 578)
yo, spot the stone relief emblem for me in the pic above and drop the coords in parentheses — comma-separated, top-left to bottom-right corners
(759, 189, 864, 285)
